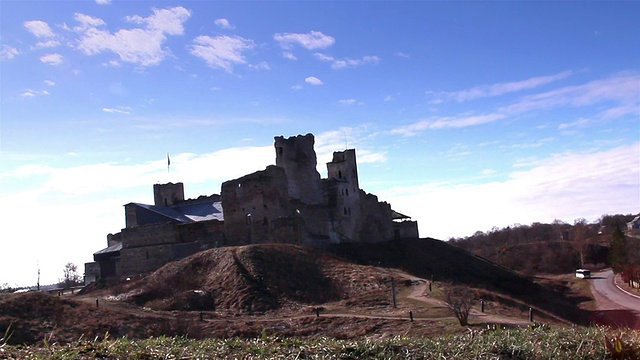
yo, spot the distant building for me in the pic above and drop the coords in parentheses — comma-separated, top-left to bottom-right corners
(85, 133, 418, 282)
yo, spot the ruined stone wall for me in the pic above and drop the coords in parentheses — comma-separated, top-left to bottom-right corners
(355, 191, 394, 243)
(327, 149, 359, 190)
(124, 203, 138, 228)
(222, 165, 294, 246)
(153, 182, 185, 207)
(119, 243, 174, 276)
(274, 134, 324, 205)
(394, 220, 419, 239)
(178, 220, 225, 247)
(121, 222, 179, 248)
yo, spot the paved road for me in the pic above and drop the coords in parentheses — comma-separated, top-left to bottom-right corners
(591, 269, 640, 311)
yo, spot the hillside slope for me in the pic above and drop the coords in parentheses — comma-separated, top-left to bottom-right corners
(122, 243, 401, 313)
(329, 238, 587, 324)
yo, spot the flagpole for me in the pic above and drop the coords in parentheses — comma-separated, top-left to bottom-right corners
(167, 153, 171, 175)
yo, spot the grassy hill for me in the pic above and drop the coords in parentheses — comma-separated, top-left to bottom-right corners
(329, 238, 588, 324)
(1, 239, 595, 346)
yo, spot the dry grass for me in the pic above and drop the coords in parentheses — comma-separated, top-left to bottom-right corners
(2, 325, 639, 359)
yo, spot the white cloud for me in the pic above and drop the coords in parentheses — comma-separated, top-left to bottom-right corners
(282, 51, 297, 60)
(73, 13, 106, 30)
(214, 18, 234, 29)
(0, 45, 19, 60)
(96, 0, 111, 4)
(392, 113, 506, 136)
(40, 53, 63, 65)
(273, 30, 335, 50)
(75, 7, 191, 66)
(35, 40, 60, 49)
(339, 99, 357, 106)
(126, 7, 190, 35)
(190, 35, 255, 72)
(24, 20, 55, 38)
(394, 52, 410, 58)
(21, 89, 50, 97)
(304, 76, 323, 85)
(378, 142, 640, 240)
(44, 80, 55, 86)
(102, 106, 131, 115)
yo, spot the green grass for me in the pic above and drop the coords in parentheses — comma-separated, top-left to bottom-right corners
(2, 325, 639, 359)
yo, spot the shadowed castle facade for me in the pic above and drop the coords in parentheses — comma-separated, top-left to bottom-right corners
(86, 134, 418, 282)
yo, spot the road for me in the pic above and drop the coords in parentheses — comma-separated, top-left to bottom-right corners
(591, 269, 640, 311)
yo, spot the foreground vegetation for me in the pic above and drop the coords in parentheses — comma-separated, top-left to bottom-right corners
(2, 324, 639, 359)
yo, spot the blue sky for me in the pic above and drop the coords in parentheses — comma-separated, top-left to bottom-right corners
(1, 1, 638, 287)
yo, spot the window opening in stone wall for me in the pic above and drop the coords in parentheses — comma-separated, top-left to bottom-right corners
(339, 170, 342, 178)
(145, 251, 149, 259)
(164, 198, 168, 206)
(344, 207, 347, 215)
(346, 189, 349, 196)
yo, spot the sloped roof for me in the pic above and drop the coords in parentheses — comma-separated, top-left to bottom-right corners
(93, 242, 122, 255)
(391, 210, 411, 220)
(129, 200, 224, 224)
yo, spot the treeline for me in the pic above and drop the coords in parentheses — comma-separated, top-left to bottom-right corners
(448, 214, 637, 275)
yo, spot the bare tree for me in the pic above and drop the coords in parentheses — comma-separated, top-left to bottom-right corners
(444, 285, 474, 326)
(60, 262, 82, 289)
(572, 218, 588, 268)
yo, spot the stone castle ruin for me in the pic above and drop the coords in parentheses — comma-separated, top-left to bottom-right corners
(86, 134, 418, 282)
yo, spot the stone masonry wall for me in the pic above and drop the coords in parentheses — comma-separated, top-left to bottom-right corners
(222, 165, 293, 246)
(274, 134, 324, 205)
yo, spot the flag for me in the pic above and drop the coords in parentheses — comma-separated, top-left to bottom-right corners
(167, 153, 171, 167)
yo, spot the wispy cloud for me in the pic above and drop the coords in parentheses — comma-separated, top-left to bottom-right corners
(74, 7, 191, 66)
(501, 72, 639, 115)
(24, 20, 55, 38)
(305, 76, 323, 86)
(95, 0, 111, 4)
(102, 106, 132, 115)
(21, 89, 50, 97)
(378, 142, 640, 239)
(40, 53, 62, 65)
(339, 99, 357, 106)
(392, 113, 506, 136)
(273, 30, 335, 50)
(394, 72, 638, 136)
(436, 70, 573, 103)
(314, 53, 380, 69)
(190, 35, 255, 72)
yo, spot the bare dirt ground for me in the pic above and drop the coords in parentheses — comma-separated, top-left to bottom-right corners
(0, 243, 582, 345)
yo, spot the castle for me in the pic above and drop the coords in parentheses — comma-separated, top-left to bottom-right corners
(85, 134, 418, 282)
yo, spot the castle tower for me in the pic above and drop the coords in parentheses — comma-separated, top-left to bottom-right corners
(153, 182, 185, 207)
(274, 134, 323, 205)
(327, 149, 359, 190)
